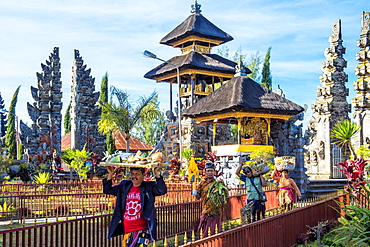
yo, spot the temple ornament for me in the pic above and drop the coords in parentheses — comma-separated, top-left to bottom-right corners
(19, 47, 63, 163)
(191, 0, 201, 14)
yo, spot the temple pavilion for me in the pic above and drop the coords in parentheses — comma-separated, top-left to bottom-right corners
(183, 64, 304, 156)
(144, 1, 304, 159)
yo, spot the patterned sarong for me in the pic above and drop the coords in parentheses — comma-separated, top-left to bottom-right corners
(198, 213, 222, 237)
(122, 230, 150, 247)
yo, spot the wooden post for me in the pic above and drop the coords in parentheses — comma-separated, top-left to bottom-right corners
(237, 118, 242, 145)
(213, 119, 217, 146)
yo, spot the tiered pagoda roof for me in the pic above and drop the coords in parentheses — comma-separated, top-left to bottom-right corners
(144, 0, 244, 84)
(160, 12, 233, 47)
(183, 75, 304, 121)
(144, 51, 244, 82)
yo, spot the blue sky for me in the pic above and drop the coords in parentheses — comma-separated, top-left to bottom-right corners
(0, 0, 368, 130)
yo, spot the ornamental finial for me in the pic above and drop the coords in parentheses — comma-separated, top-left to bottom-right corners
(191, 0, 201, 14)
(234, 59, 247, 77)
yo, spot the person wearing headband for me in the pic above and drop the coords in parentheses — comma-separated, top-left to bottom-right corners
(193, 162, 228, 237)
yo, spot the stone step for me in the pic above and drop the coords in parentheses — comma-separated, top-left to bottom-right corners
(308, 183, 346, 188)
(306, 188, 342, 193)
(309, 179, 347, 183)
(307, 179, 347, 198)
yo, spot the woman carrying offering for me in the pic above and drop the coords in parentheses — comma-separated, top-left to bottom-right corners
(271, 169, 302, 212)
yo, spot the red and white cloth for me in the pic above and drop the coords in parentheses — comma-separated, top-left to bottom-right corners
(123, 186, 148, 234)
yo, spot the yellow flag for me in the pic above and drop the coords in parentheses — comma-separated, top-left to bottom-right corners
(187, 156, 199, 183)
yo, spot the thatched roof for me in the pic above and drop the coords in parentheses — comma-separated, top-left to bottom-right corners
(144, 51, 246, 81)
(183, 76, 304, 118)
(160, 14, 233, 46)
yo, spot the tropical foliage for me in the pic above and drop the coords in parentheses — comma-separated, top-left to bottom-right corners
(331, 119, 361, 159)
(356, 145, 370, 159)
(99, 72, 116, 154)
(98, 86, 161, 152)
(356, 146, 370, 178)
(335, 159, 367, 195)
(207, 181, 228, 207)
(332, 182, 370, 246)
(0, 200, 15, 214)
(181, 148, 195, 161)
(135, 94, 166, 146)
(33, 172, 51, 184)
(61, 146, 91, 180)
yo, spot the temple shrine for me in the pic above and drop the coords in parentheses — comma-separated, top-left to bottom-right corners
(144, 1, 308, 189)
(144, 1, 239, 158)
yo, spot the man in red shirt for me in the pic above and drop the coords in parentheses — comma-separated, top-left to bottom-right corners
(103, 164, 167, 246)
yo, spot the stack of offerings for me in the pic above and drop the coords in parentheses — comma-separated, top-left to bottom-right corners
(100, 151, 164, 168)
(249, 159, 270, 176)
(274, 156, 296, 171)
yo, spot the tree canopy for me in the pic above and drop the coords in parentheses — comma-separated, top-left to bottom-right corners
(63, 102, 71, 135)
(217, 45, 262, 82)
(99, 72, 116, 155)
(5, 86, 20, 159)
(0, 92, 7, 138)
(135, 93, 165, 146)
(98, 86, 161, 152)
(261, 47, 272, 90)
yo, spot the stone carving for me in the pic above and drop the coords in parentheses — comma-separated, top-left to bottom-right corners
(318, 141, 325, 159)
(165, 110, 176, 122)
(304, 19, 350, 179)
(20, 47, 63, 161)
(274, 85, 285, 97)
(234, 60, 247, 77)
(70, 50, 105, 154)
(353, 12, 370, 149)
(310, 151, 318, 165)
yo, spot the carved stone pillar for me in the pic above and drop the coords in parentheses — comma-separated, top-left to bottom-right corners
(20, 47, 63, 160)
(70, 50, 105, 153)
(353, 12, 370, 149)
(304, 19, 350, 179)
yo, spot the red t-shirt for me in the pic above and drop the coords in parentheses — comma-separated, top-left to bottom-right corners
(123, 186, 148, 234)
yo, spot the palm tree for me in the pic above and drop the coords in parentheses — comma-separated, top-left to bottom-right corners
(98, 86, 161, 152)
(331, 120, 361, 160)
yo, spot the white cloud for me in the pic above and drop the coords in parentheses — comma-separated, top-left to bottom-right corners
(0, 0, 367, 129)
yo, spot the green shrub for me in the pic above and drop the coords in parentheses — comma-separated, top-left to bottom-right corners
(33, 172, 51, 184)
(332, 182, 370, 245)
(181, 148, 195, 161)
